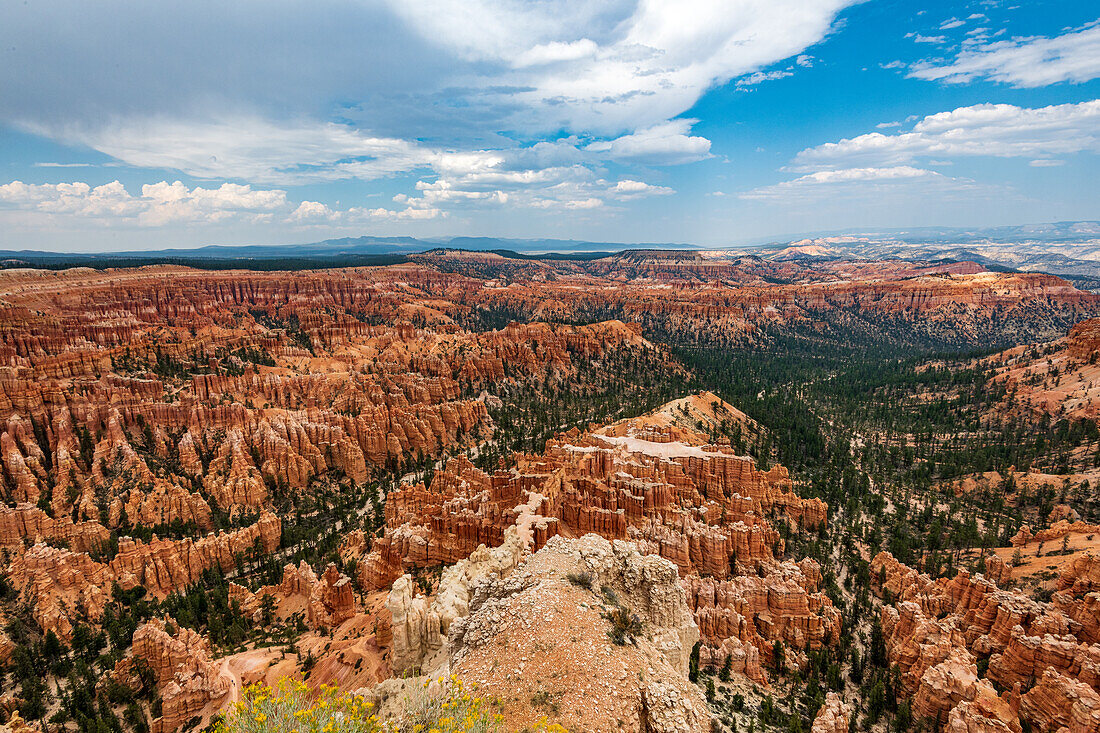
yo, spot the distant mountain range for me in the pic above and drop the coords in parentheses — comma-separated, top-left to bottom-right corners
(751, 223, 1100, 285)
(0, 235, 696, 265)
(1, 223, 1098, 277)
(751, 221, 1100, 248)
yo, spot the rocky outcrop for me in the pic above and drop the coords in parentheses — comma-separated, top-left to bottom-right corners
(812, 692, 852, 733)
(1059, 552, 1100, 594)
(387, 526, 526, 676)
(448, 532, 709, 733)
(684, 559, 840, 679)
(371, 395, 837, 682)
(0, 504, 109, 552)
(2, 712, 36, 733)
(230, 560, 358, 630)
(108, 511, 281, 598)
(945, 684, 1022, 733)
(873, 550, 1100, 732)
(128, 618, 230, 733)
(1019, 668, 1100, 733)
(913, 651, 987, 726)
(1012, 522, 1100, 548)
(307, 564, 357, 629)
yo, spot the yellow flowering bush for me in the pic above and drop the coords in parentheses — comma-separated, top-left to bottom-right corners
(212, 675, 513, 733)
(403, 674, 502, 733)
(213, 679, 384, 733)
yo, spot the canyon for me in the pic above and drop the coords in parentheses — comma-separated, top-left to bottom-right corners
(1, 253, 1100, 733)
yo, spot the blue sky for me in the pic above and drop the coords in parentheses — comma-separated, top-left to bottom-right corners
(0, 0, 1097, 251)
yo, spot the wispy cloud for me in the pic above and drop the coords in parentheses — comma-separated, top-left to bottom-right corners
(741, 166, 945, 200)
(738, 166, 992, 207)
(909, 21, 1100, 87)
(23, 117, 437, 186)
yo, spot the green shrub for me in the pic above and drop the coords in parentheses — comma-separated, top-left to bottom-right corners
(603, 606, 643, 646)
(565, 572, 593, 591)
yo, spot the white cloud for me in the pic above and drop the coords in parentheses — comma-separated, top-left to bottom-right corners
(0, 178, 454, 228)
(1029, 159, 1066, 167)
(736, 69, 795, 87)
(909, 22, 1100, 87)
(795, 166, 940, 183)
(2, 0, 852, 243)
(17, 114, 692, 218)
(347, 204, 444, 222)
(586, 120, 712, 165)
(939, 18, 965, 30)
(273, 141, 685, 216)
(907, 33, 947, 44)
(383, 0, 855, 135)
(739, 166, 977, 202)
(289, 200, 339, 222)
(609, 179, 674, 200)
(0, 179, 288, 226)
(8, 0, 850, 192)
(24, 117, 437, 186)
(794, 100, 1100, 169)
(513, 39, 598, 68)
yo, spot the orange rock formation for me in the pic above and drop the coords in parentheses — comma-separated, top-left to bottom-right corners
(360, 393, 837, 683)
(873, 551, 1100, 731)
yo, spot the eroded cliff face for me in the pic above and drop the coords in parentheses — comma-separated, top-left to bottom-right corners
(0, 265, 670, 660)
(812, 692, 853, 733)
(873, 550, 1100, 732)
(228, 560, 359, 631)
(438, 260, 1099, 347)
(8, 512, 280, 639)
(0, 266, 663, 554)
(116, 618, 230, 733)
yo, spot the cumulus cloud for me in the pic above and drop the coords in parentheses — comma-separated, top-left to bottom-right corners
(385, 0, 854, 135)
(587, 120, 712, 165)
(288, 200, 339, 223)
(347, 204, 444, 222)
(0, 180, 287, 226)
(908, 22, 1100, 87)
(0, 0, 854, 243)
(5, 0, 848, 186)
(395, 149, 677, 212)
(609, 180, 675, 200)
(794, 100, 1100, 169)
(0, 146, 682, 232)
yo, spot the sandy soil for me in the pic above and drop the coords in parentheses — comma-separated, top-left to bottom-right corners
(992, 531, 1100, 591)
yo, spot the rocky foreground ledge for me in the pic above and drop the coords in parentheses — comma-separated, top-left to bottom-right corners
(376, 528, 710, 732)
